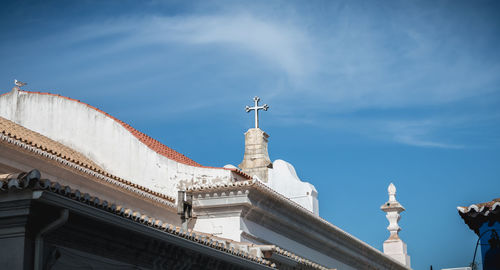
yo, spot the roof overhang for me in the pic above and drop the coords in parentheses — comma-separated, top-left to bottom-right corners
(458, 199, 500, 235)
(187, 180, 411, 270)
(0, 170, 275, 269)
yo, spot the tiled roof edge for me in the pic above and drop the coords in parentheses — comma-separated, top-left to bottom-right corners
(0, 131, 176, 206)
(186, 180, 407, 269)
(269, 246, 332, 270)
(0, 170, 275, 269)
(457, 198, 500, 234)
(218, 167, 252, 179)
(457, 198, 500, 215)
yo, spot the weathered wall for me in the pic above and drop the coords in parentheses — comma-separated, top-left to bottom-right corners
(238, 128, 272, 182)
(0, 89, 234, 198)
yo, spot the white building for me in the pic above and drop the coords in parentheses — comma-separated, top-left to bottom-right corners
(0, 86, 411, 269)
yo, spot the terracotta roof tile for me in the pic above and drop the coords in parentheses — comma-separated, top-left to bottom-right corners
(0, 116, 104, 171)
(458, 198, 500, 214)
(457, 198, 500, 235)
(0, 115, 176, 204)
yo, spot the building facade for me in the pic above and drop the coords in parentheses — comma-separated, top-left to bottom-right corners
(0, 86, 410, 270)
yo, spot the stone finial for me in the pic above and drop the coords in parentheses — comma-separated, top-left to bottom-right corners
(381, 182, 411, 267)
(388, 182, 396, 198)
(381, 183, 404, 240)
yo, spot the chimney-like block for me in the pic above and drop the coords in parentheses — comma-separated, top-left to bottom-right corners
(238, 128, 272, 182)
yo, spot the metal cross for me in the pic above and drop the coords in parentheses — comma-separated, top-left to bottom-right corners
(245, 96, 269, 129)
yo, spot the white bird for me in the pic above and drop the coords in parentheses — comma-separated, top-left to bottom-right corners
(14, 79, 27, 87)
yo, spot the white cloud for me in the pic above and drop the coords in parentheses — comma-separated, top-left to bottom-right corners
(394, 135, 463, 149)
(67, 14, 315, 81)
(32, 5, 499, 149)
(62, 10, 499, 111)
(154, 15, 313, 79)
(271, 115, 467, 149)
(381, 119, 465, 149)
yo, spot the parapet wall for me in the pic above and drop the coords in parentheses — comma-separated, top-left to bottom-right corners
(0, 89, 235, 198)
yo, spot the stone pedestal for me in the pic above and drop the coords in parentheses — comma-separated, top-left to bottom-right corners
(383, 239, 411, 266)
(238, 128, 272, 182)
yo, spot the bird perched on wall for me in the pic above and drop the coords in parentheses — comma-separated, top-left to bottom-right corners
(14, 79, 27, 87)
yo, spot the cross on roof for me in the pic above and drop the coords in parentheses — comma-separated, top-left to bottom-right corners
(245, 96, 269, 129)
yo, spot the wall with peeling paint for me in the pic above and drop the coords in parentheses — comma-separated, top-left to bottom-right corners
(0, 89, 237, 199)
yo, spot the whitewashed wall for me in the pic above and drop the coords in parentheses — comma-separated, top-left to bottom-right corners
(0, 90, 235, 198)
(243, 219, 357, 270)
(193, 207, 355, 270)
(268, 159, 319, 214)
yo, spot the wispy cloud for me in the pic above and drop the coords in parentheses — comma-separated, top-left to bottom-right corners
(3, 1, 498, 149)
(66, 14, 315, 81)
(59, 7, 499, 111)
(394, 135, 463, 149)
(269, 113, 483, 149)
(385, 120, 464, 149)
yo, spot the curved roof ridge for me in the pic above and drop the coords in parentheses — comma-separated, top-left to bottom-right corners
(2, 89, 252, 179)
(19, 90, 203, 167)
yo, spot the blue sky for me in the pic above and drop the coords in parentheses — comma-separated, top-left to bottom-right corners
(1, 0, 499, 269)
